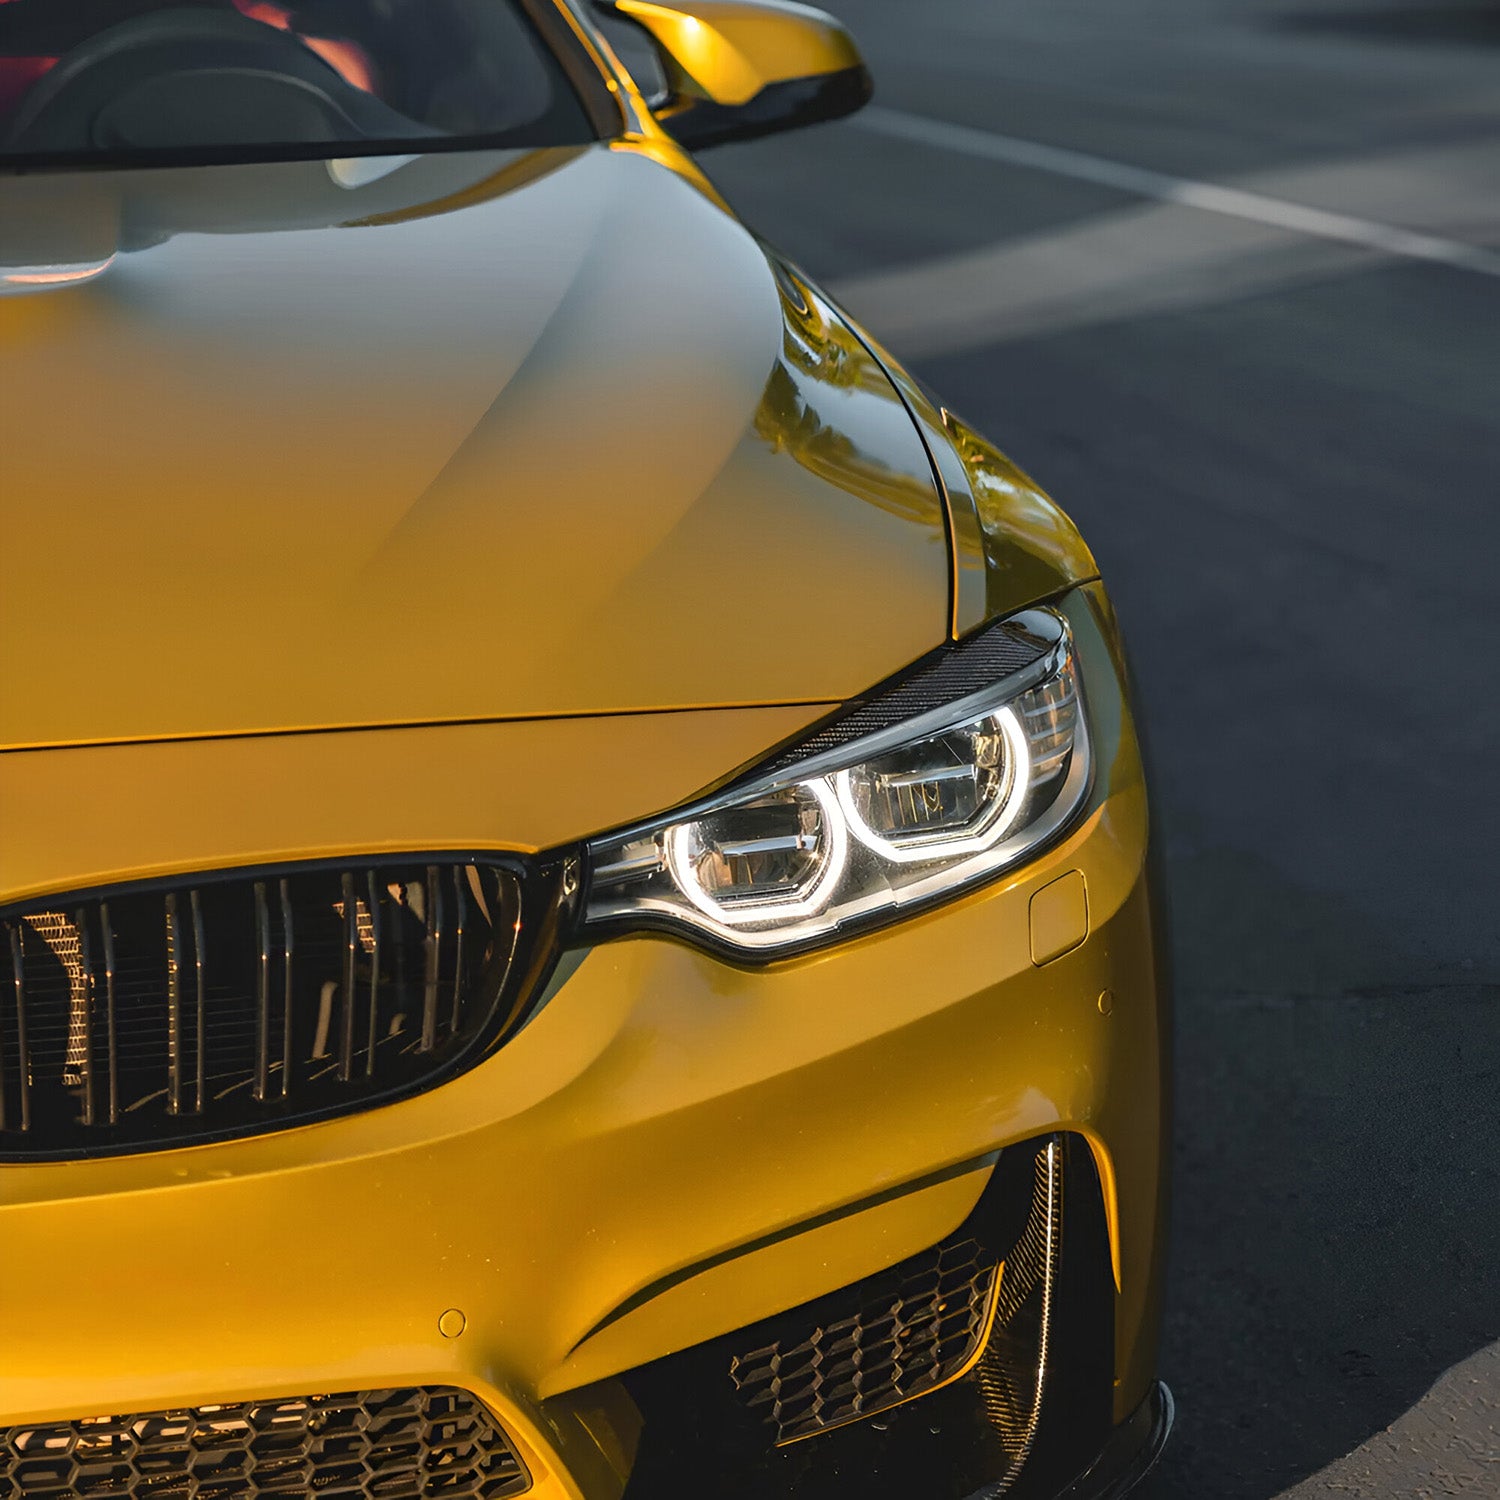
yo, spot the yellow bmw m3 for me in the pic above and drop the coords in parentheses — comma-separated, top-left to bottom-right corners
(0, 2, 1172, 1497)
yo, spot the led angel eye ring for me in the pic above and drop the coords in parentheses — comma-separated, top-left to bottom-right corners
(664, 779, 850, 927)
(834, 706, 1032, 864)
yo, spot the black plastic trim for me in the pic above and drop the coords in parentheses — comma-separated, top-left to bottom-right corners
(664, 64, 873, 151)
(528, 0, 632, 138)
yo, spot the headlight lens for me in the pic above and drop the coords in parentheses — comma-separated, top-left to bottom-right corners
(665, 781, 849, 926)
(584, 608, 1090, 956)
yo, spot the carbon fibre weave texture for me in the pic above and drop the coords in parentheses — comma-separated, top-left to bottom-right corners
(754, 619, 1053, 781)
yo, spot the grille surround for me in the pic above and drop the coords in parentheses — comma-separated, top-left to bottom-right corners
(0, 1386, 529, 1499)
(0, 852, 577, 1161)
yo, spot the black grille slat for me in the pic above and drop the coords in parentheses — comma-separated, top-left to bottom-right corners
(75, 909, 97, 1128)
(450, 866, 467, 1034)
(190, 888, 207, 1116)
(0, 858, 550, 1160)
(0, 925, 9, 1131)
(100, 903, 120, 1125)
(390, 879, 412, 1054)
(8, 924, 30, 1132)
(422, 865, 441, 1053)
(339, 871, 357, 1086)
(0, 1386, 530, 1499)
(254, 882, 272, 1104)
(165, 893, 184, 1117)
(362, 872, 378, 1080)
(278, 879, 294, 1101)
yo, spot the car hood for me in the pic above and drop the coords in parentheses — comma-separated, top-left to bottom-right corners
(0, 143, 950, 750)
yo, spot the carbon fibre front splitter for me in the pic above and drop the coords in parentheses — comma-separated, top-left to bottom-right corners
(978, 1381, 1173, 1500)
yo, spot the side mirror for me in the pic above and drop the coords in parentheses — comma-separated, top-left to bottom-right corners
(592, 0, 872, 151)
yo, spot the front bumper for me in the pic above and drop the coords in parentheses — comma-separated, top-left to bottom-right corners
(0, 584, 1169, 1499)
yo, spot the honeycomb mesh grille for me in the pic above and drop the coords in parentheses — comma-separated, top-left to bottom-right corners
(0, 1386, 529, 1499)
(728, 1238, 1000, 1444)
(726, 1138, 1064, 1452)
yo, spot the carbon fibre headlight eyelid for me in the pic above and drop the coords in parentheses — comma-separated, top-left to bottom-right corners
(582, 608, 1091, 957)
(750, 610, 1059, 782)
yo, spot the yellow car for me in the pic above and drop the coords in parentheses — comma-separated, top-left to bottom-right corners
(0, 2, 1171, 1497)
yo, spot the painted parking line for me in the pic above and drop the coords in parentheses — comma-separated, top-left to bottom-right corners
(854, 105, 1500, 279)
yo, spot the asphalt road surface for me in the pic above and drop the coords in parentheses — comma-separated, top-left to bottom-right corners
(701, 3, 1500, 1495)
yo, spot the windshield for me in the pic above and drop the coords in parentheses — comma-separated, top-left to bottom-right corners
(0, 0, 599, 165)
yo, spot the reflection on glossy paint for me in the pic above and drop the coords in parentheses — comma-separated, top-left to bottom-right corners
(1, 254, 116, 292)
(940, 409, 1099, 619)
(302, 36, 376, 94)
(340, 146, 585, 228)
(756, 264, 946, 537)
(227, 0, 389, 96)
(0, 144, 949, 746)
(327, 154, 421, 190)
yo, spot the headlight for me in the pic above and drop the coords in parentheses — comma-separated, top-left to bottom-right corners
(583, 607, 1091, 957)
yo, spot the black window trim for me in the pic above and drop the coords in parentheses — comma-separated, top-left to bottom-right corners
(518, 0, 628, 140)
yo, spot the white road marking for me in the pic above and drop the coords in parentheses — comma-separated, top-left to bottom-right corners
(829, 198, 1363, 356)
(854, 106, 1500, 279)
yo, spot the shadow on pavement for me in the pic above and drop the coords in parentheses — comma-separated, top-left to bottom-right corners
(1144, 892, 1500, 1495)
